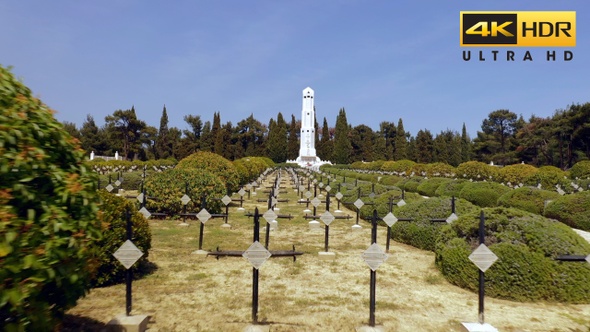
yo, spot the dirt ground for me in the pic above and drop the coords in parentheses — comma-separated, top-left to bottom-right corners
(64, 174, 590, 332)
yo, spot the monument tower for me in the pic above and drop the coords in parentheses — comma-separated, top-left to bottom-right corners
(290, 87, 330, 168)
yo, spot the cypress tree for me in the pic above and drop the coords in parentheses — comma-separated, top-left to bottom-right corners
(287, 114, 299, 160)
(155, 105, 170, 159)
(332, 108, 352, 164)
(394, 118, 407, 160)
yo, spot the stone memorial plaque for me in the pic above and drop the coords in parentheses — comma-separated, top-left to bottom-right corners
(469, 244, 498, 272)
(106, 184, 114, 192)
(446, 213, 459, 223)
(335, 192, 343, 200)
(362, 243, 388, 271)
(238, 188, 246, 196)
(246, 184, 252, 190)
(397, 199, 406, 207)
(138, 207, 151, 219)
(197, 208, 211, 224)
(299, 185, 305, 192)
(320, 211, 335, 226)
(586, 254, 590, 264)
(382, 212, 398, 227)
(221, 195, 232, 206)
(113, 240, 144, 269)
(114, 180, 121, 187)
(325, 185, 331, 192)
(271, 197, 278, 207)
(243, 241, 272, 269)
(354, 199, 364, 210)
(181, 194, 191, 205)
(305, 191, 312, 198)
(263, 209, 277, 223)
(319, 182, 324, 188)
(136, 192, 144, 203)
(369, 192, 376, 199)
(311, 197, 321, 207)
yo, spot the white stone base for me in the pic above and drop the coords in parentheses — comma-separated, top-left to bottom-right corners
(243, 324, 270, 332)
(270, 220, 278, 231)
(352, 224, 363, 231)
(355, 325, 385, 332)
(334, 209, 343, 213)
(106, 314, 149, 332)
(309, 220, 321, 230)
(318, 251, 336, 260)
(237, 207, 245, 212)
(274, 207, 280, 211)
(461, 322, 499, 332)
(303, 209, 312, 213)
(191, 249, 209, 257)
(178, 222, 189, 227)
(221, 223, 232, 229)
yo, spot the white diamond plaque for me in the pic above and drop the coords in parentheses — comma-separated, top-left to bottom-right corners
(197, 208, 211, 223)
(305, 191, 312, 198)
(138, 207, 151, 219)
(311, 197, 321, 207)
(362, 243, 388, 271)
(446, 213, 458, 223)
(335, 192, 343, 200)
(263, 209, 277, 222)
(383, 212, 398, 227)
(106, 184, 114, 192)
(136, 192, 144, 203)
(354, 199, 364, 210)
(113, 240, 144, 269)
(221, 195, 232, 206)
(238, 188, 246, 196)
(325, 185, 331, 192)
(469, 244, 498, 272)
(181, 194, 191, 205)
(243, 241, 272, 269)
(320, 211, 335, 226)
(397, 199, 406, 207)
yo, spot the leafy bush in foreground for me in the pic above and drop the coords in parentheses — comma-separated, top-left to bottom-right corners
(436, 207, 590, 303)
(458, 181, 510, 207)
(0, 65, 101, 330)
(176, 151, 240, 192)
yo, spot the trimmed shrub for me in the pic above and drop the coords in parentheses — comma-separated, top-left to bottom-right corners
(92, 191, 151, 286)
(458, 181, 510, 207)
(392, 197, 479, 251)
(456, 161, 499, 181)
(544, 191, 590, 231)
(378, 175, 404, 186)
(416, 177, 453, 197)
(435, 179, 469, 197)
(380, 159, 416, 174)
(399, 177, 424, 193)
(144, 168, 226, 216)
(233, 157, 272, 186)
(0, 66, 101, 330)
(436, 207, 590, 302)
(176, 152, 240, 192)
(524, 165, 569, 190)
(410, 163, 428, 177)
(424, 162, 456, 177)
(569, 160, 590, 180)
(497, 163, 539, 186)
(497, 186, 559, 215)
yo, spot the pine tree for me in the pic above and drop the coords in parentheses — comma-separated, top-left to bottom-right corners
(200, 121, 212, 152)
(318, 117, 333, 161)
(415, 129, 434, 163)
(332, 108, 352, 164)
(266, 113, 288, 162)
(154, 105, 171, 159)
(287, 114, 299, 160)
(461, 123, 472, 162)
(394, 118, 407, 160)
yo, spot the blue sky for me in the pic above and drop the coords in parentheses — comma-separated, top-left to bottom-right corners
(1, 1, 588, 138)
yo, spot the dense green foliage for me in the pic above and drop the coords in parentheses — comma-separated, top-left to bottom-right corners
(436, 208, 590, 302)
(144, 168, 226, 216)
(392, 197, 479, 251)
(434, 179, 469, 197)
(416, 177, 453, 197)
(92, 191, 151, 286)
(176, 151, 240, 192)
(544, 191, 590, 231)
(496, 163, 539, 185)
(0, 65, 101, 330)
(497, 186, 559, 215)
(455, 161, 498, 181)
(569, 160, 590, 180)
(458, 181, 510, 207)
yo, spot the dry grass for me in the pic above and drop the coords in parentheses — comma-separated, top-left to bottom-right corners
(64, 172, 590, 332)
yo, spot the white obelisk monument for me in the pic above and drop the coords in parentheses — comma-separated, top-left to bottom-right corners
(296, 87, 319, 166)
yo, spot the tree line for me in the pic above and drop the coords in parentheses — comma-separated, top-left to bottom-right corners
(62, 102, 590, 170)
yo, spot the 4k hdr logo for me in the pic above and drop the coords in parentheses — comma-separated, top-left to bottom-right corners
(460, 11, 576, 47)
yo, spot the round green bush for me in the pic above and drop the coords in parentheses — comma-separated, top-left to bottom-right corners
(524, 165, 569, 190)
(399, 177, 424, 193)
(497, 163, 539, 186)
(544, 191, 590, 231)
(569, 160, 590, 180)
(176, 151, 240, 192)
(456, 161, 499, 181)
(435, 179, 469, 197)
(144, 168, 226, 216)
(380, 159, 416, 174)
(92, 191, 151, 286)
(233, 157, 271, 186)
(458, 181, 511, 207)
(497, 186, 559, 215)
(0, 65, 101, 330)
(416, 177, 453, 197)
(392, 197, 479, 251)
(436, 207, 590, 303)
(425, 162, 456, 177)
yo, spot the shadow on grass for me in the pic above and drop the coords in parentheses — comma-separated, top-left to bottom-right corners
(59, 314, 106, 331)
